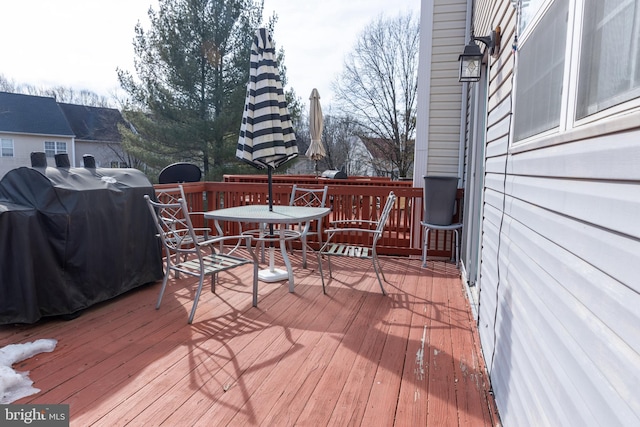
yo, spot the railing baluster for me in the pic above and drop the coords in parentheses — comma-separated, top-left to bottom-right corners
(154, 178, 463, 259)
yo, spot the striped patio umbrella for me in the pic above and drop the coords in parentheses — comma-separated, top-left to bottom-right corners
(237, 27, 298, 211)
(305, 88, 326, 177)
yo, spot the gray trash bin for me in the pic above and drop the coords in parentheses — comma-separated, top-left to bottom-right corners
(423, 176, 458, 226)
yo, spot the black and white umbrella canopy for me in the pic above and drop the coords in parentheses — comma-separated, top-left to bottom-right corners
(237, 28, 298, 170)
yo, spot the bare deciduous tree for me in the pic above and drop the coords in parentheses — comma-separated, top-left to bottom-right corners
(333, 12, 419, 179)
(321, 114, 359, 172)
(0, 74, 113, 107)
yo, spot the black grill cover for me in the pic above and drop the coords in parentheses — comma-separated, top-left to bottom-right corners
(0, 166, 163, 324)
(321, 169, 347, 179)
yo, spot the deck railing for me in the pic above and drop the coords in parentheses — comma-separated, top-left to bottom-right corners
(154, 177, 463, 259)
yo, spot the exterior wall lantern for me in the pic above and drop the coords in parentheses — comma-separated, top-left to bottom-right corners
(458, 27, 501, 82)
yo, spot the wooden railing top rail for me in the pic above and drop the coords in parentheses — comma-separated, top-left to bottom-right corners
(223, 174, 405, 186)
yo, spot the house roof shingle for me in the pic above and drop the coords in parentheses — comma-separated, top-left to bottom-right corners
(58, 103, 126, 143)
(0, 91, 74, 137)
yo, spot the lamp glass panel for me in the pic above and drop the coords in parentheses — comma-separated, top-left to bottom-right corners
(463, 58, 481, 79)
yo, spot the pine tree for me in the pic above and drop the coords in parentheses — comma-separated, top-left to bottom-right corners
(117, 0, 267, 181)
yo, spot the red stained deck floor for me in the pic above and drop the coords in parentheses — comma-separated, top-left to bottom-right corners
(0, 255, 499, 426)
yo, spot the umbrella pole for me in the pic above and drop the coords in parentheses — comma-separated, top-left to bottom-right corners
(259, 165, 288, 281)
(267, 166, 274, 212)
(267, 165, 276, 271)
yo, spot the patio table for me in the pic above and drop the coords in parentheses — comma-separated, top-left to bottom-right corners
(205, 205, 331, 292)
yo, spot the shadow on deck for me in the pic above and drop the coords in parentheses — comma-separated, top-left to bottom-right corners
(0, 254, 499, 426)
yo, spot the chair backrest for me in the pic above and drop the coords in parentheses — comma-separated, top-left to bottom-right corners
(154, 185, 186, 205)
(155, 184, 200, 211)
(289, 185, 329, 208)
(158, 162, 202, 184)
(375, 191, 397, 236)
(144, 195, 200, 258)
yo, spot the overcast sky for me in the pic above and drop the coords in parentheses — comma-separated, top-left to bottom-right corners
(0, 0, 420, 110)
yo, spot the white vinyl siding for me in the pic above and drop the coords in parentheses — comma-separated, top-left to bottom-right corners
(426, 0, 468, 175)
(468, 0, 640, 426)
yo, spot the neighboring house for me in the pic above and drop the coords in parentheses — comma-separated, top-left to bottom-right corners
(0, 92, 127, 178)
(415, 0, 639, 426)
(0, 92, 74, 178)
(58, 102, 128, 168)
(346, 136, 414, 179)
(345, 136, 376, 177)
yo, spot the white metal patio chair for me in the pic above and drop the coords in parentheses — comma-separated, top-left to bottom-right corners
(317, 191, 396, 295)
(154, 185, 209, 236)
(287, 184, 329, 267)
(144, 195, 259, 324)
(154, 185, 210, 272)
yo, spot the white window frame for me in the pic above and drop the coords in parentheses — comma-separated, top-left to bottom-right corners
(1, 138, 14, 157)
(513, 0, 570, 141)
(569, 0, 640, 126)
(110, 161, 129, 168)
(512, 0, 640, 149)
(44, 141, 67, 157)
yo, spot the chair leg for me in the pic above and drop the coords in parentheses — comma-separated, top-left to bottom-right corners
(210, 272, 217, 294)
(454, 229, 460, 268)
(317, 251, 326, 294)
(422, 227, 430, 268)
(253, 261, 259, 306)
(371, 251, 387, 295)
(188, 274, 206, 324)
(301, 234, 307, 268)
(156, 258, 172, 309)
(173, 252, 181, 279)
(327, 253, 333, 279)
(376, 255, 388, 284)
(156, 266, 171, 310)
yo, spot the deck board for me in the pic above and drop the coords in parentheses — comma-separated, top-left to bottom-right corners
(0, 255, 499, 426)
(393, 260, 432, 426)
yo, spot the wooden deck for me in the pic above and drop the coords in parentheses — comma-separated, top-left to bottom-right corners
(1, 255, 499, 426)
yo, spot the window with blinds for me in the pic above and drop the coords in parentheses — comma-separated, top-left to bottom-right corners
(576, 0, 640, 119)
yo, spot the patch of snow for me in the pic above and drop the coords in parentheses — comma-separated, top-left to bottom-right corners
(0, 339, 57, 404)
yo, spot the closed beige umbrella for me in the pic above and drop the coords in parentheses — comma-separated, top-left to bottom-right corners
(305, 88, 325, 176)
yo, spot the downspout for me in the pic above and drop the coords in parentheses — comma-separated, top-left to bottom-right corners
(71, 136, 76, 167)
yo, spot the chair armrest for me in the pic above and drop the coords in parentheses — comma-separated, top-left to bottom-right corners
(329, 219, 378, 227)
(325, 227, 377, 235)
(198, 234, 251, 247)
(199, 234, 257, 259)
(192, 227, 212, 233)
